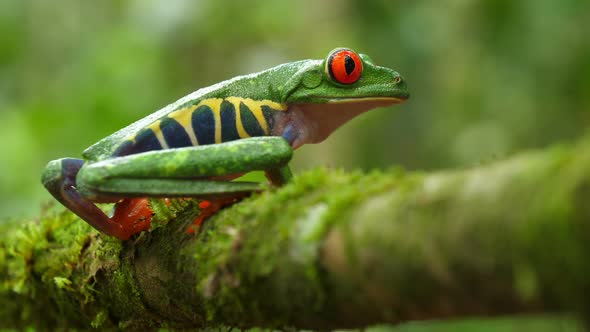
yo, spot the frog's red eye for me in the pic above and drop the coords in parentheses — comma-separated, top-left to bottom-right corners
(326, 48, 363, 85)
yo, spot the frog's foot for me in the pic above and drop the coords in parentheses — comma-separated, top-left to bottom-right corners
(186, 198, 241, 234)
(111, 198, 153, 239)
(42, 158, 137, 240)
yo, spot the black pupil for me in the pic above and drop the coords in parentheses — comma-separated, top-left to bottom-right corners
(344, 55, 356, 75)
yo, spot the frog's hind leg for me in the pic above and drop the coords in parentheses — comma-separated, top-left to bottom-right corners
(42, 138, 293, 240)
(41, 158, 135, 240)
(75, 137, 293, 236)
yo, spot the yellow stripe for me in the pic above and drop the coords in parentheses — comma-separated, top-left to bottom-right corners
(245, 100, 268, 134)
(197, 98, 223, 144)
(146, 120, 169, 149)
(168, 105, 199, 146)
(129, 97, 285, 147)
(226, 97, 249, 138)
(263, 99, 287, 111)
(226, 97, 287, 135)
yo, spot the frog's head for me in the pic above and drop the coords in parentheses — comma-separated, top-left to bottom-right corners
(285, 48, 409, 103)
(279, 48, 409, 148)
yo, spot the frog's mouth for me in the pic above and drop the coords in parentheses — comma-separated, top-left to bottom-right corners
(274, 96, 408, 149)
(324, 96, 408, 105)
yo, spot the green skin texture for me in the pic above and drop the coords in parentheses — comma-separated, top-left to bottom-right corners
(41, 48, 409, 237)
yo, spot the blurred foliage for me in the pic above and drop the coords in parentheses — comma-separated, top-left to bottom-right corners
(362, 315, 583, 332)
(0, 0, 589, 219)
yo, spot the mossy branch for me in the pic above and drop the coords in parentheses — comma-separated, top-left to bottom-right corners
(2, 136, 590, 330)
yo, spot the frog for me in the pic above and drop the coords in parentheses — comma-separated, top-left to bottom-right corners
(41, 48, 409, 240)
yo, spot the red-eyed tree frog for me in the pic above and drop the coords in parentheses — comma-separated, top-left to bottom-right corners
(42, 48, 409, 240)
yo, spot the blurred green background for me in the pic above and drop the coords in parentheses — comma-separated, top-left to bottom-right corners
(1, 0, 589, 221)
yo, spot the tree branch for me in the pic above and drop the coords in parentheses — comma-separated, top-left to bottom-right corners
(2, 136, 590, 330)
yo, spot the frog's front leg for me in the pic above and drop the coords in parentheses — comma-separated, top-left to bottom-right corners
(77, 137, 292, 199)
(43, 137, 293, 240)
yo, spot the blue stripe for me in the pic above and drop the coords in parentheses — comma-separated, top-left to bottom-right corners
(160, 117, 192, 148)
(112, 140, 134, 157)
(261, 105, 277, 131)
(239, 102, 265, 137)
(220, 100, 240, 142)
(192, 105, 215, 145)
(112, 128, 162, 156)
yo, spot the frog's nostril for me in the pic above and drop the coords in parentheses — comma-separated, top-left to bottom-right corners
(393, 76, 402, 84)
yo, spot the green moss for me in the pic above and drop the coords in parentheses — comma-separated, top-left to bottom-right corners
(91, 309, 108, 328)
(189, 167, 433, 327)
(0, 206, 97, 326)
(3, 139, 590, 329)
(149, 197, 196, 230)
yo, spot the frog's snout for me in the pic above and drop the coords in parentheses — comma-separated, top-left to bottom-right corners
(393, 74, 409, 100)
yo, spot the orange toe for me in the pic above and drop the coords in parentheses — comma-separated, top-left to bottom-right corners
(186, 198, 239, 234)
(112, 198, 153, 238)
